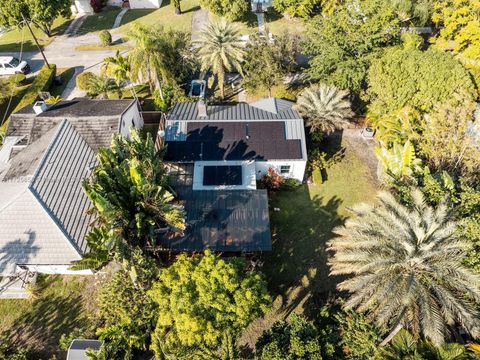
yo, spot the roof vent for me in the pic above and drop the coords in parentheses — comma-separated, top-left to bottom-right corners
(197, 100, 207, 118)
(33, 101, 48, 115)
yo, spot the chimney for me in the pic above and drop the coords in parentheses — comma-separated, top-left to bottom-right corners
(197, 100, 207, 118)
(33, 101, 48, 115)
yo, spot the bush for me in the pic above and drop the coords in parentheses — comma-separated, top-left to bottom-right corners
(76, 72, 95, 91)
(98, 30, 112, 47)
(280, 177, 302, 191)
(9, 73, 26, 86)
(260, 168, 284, 191)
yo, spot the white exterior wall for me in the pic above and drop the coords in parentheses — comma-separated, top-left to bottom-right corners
(23, 264, 93, 275)
(73, 0, 94, 14)
(129, 0, 162, 8)
(255, 160, 306, 182)
(120, 102, 143, 138)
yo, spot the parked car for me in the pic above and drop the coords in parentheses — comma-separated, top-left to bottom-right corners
(188, 80, 206, 98)
(0, 56, 30, 75)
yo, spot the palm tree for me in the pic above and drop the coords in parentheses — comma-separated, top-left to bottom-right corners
(378, 330, 473, 360)
(328, 189, 480, 346)
(103, 50, 131, 86)
(128, 24, 189, 100)
(294, 84, 354, 134)
(173, 0, 182, 14)
(195, 19, 245, 99)
(88, 75, 119, 99)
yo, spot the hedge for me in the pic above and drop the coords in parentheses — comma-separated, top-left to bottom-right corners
(0, 64, 57, 135)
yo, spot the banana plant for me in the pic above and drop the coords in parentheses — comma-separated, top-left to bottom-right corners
(375, 140, 423, 182)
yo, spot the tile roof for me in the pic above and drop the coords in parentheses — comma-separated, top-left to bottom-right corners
(7, 98, 136, 150)
(157, 189, 271, 252)
(29, 120, 96, 253)
(166, 101, 301, 121)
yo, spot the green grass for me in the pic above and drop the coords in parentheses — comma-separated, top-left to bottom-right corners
(0, 275, 95, 358)
(264, 11, 305, 35)
(0, 17, 72, 52)
(117, 0, 201, 34)
(50, 67, 76, 97)
(75, 42, 131, 51)
(78, 6, 123, 35)
(239, 133, 378, 350)
(0, 78, 34, 130)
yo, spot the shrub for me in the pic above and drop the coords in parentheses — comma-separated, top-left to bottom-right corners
(98, 30, 112, 47)
(260, 168, 284, 191)
(9, 73, 26, 86)
(280, 177, 302, 191)
(76, 71, 95, 91)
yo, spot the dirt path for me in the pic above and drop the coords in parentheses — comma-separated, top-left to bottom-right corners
(342, 128, 379, 185)
(191, 9, 209, 43)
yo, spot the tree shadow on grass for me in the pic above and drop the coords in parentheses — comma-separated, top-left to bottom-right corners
(239, 187, 346, 354)
(3, 278, 88, 358)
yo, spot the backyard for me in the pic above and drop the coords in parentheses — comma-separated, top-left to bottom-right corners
(240, 131, 379, 350)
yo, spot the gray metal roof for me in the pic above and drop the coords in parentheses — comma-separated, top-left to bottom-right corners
(166, 101, 302, 121)
(29, 120, 96, 253)
(157, 189, 272, 252)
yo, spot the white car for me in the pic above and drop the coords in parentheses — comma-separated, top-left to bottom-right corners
(188, 80, 206, 98)
(0, 56, 30, 76)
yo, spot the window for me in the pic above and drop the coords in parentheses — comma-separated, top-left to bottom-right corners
(280, 165, 291, 175)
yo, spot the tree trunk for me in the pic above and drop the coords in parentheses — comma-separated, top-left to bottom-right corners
(379, 323, 403, 347)
(174, 4, 181, 15)
(219, 68, 225, 100)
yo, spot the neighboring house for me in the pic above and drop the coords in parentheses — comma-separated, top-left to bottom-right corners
(72, 0, 94, 14)
(0, 99, 142, 279)
(67, 339, 102, 360)
(158, 98, 307, 252)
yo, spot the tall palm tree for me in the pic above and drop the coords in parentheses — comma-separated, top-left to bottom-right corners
(88, 75, 119, 99)
(294, 84, 354, 134)
(128, 24, 189, 100)
(195, 19, 245, 99)
(328, 189, 480, 346)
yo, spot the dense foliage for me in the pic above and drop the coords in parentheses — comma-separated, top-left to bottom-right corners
(148, 251, 271, 358)
(81, 130, 185, 267)
(328, 189, 480, 345)
(304, 0, 400, 94)
(0, 0, 71, 36)
(199, 0, 249, 21)
(432, 0, 480, 90)
(367, 46, 476, 116)
(272, 0, 322, 18)
(242, 32, 298, 97)
(95, 251, 159, 359)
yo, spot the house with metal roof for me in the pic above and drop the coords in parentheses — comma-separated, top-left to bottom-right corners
(0, 99, 143, 279)
(158, 98, 307, 253)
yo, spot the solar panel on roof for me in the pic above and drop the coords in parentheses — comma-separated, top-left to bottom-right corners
(203, 166, 242, 186)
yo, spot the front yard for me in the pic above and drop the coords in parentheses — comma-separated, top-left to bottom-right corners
(240, 131, 379, 350)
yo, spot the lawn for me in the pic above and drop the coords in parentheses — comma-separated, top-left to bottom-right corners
(239, 132, 378, 350)
(50, 67, 76, 97)
(77, 6, 123, 35)
(116, 0, 201, 34)
(0, 275, 95, 358)
(0, 17, 72, 52)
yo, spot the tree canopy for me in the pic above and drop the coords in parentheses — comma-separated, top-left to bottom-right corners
(367, 47, 476, 116)
(148, 251, 271, 357)
(199, 0, 249, 21)
(80, 130, 185, 267)
(272, 0, 322, 18)
(0, 0, 71, 36)
(328, 189, 480, 345)
(304, 0, 400, 94)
